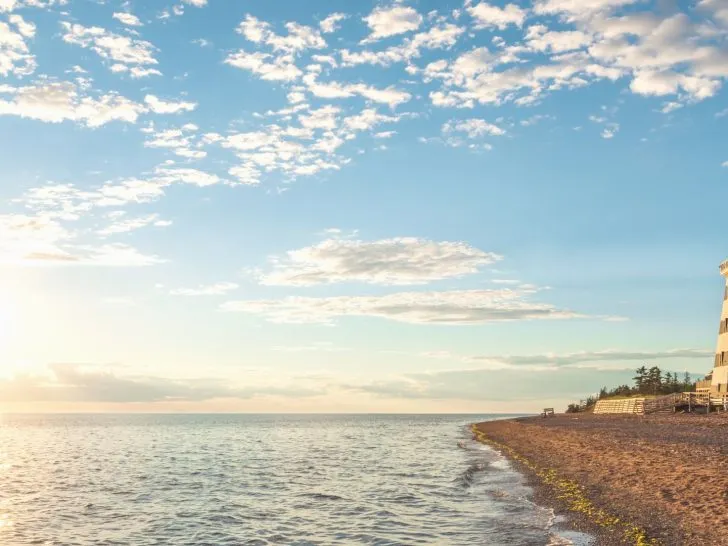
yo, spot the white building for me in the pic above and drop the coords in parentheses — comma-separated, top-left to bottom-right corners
(703, 260, 728, 393)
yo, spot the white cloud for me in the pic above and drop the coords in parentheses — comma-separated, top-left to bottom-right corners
(259, 235, 501, 286)
(589, 113, 620, 139)
(221, 287, 582, 325)
(301, 72, 412, 107)
(144, 94, 197, 114)
(0, 214, 72, 264)
(468, 348, 713, 368)
(225, 51, 302, 81)
(183, 0, 207, 6)
(113, 12, 143, 27)
(600, 123, 619, 138)
(352, 83, 411, 107)
(19, 165, 222, 223)
(236, 14, 326, 53)
(94, 178, 167, 206)
(98, 213, 170, 235)
(520, 114, 554, 126)
(363, 5, 422, 42)
(60, 22, 159, 76)
(534, 0, 640, 19)
(0, 82, 197, 128)
(425, 6, 728, 108)
(660, 101, 683, 114)
(0, 214, 163, 266)
(526, 26, 592, 53)
(208, 102, 407, 186)
(468, 2, 527, 30)
(437, 118, 505, 150)
(443, 118, 505, 137)
(0, 363, 322, 403)
(1, 0, 67, 11)
(0, 17, 36, 76)
(170, 282, 239, 296)
(80, 243, 165, 266)
(0, 81, 146, 127)
(320, 13, 346, 34)
(226, 15, 329, 83)
(343, 22, 466, 68)
(153, 166, 221, 187)
(343, 350, 707, 402)
(8, 13, 34, 37)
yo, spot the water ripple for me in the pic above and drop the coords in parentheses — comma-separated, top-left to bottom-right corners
(0, 414, 584, 545)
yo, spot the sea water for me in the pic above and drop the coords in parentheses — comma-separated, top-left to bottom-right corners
(0, 414, 593, 545)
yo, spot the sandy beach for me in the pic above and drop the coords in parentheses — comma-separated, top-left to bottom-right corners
(473, 413, 728, 546)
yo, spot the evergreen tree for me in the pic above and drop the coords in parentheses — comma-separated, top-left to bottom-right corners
(671, 372, 680, 392)
(647, 366, 662, 395)
(683, 371, 692, 390)
(664, 372, 673, 393)
(633, 366, 648, 394)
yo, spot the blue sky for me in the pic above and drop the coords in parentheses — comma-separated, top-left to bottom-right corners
(1, 0, 727, 412)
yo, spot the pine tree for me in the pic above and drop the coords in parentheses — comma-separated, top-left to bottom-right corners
(647, 366, 662, 395)
(633, 366, 648, 394)
(671, 372, 680, 392)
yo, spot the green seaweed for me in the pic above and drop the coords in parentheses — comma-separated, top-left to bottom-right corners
(470, 425, 660, 546)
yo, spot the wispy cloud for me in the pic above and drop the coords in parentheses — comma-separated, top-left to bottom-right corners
(170, 282, 239, 296)
(222, 287, 584, 325)
(258, 234, 501, 286)
(0, 364, 323, 403)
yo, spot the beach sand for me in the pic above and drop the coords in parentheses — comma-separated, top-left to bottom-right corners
(473, 413, 728, 546)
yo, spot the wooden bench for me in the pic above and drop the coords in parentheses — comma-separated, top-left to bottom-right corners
(541, 408, 554, 417)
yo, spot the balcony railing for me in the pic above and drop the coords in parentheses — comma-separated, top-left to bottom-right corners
(696, 379, 712, 390)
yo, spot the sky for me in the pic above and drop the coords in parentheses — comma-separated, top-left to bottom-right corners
(0, 0, 727, 413)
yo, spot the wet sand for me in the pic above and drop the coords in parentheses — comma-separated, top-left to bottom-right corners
(473, 413, 728, 546)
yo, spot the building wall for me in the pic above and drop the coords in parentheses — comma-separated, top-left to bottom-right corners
(715, 278, 728, 368)
(711, 365, 728, 388)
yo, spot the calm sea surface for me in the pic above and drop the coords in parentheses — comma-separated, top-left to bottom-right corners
(0, 414, 591, 545)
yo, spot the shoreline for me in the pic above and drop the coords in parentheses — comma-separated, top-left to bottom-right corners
(471, 423, 652, 546)
(473, 413, 728, 545)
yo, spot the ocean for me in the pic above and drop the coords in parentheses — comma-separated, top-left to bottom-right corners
(0, 414, 593, 545)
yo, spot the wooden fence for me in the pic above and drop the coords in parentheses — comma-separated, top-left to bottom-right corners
(593, 392, 728, 415)
(593, 398, 645, 414)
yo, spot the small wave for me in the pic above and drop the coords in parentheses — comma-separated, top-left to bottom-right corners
(457, 461, 487, 488)
(547, 530, 596, 546)
(299, 493, 344, 501)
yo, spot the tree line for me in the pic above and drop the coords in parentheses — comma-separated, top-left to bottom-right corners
(565, 366, 696, 413)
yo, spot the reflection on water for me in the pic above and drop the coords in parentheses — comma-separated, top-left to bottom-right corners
(0, 414, 589, 545)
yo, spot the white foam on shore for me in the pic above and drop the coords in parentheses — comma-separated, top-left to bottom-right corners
(546, 511, 597, 545)
(547, 529, 597, 545)
(489, 457, 511, 470)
